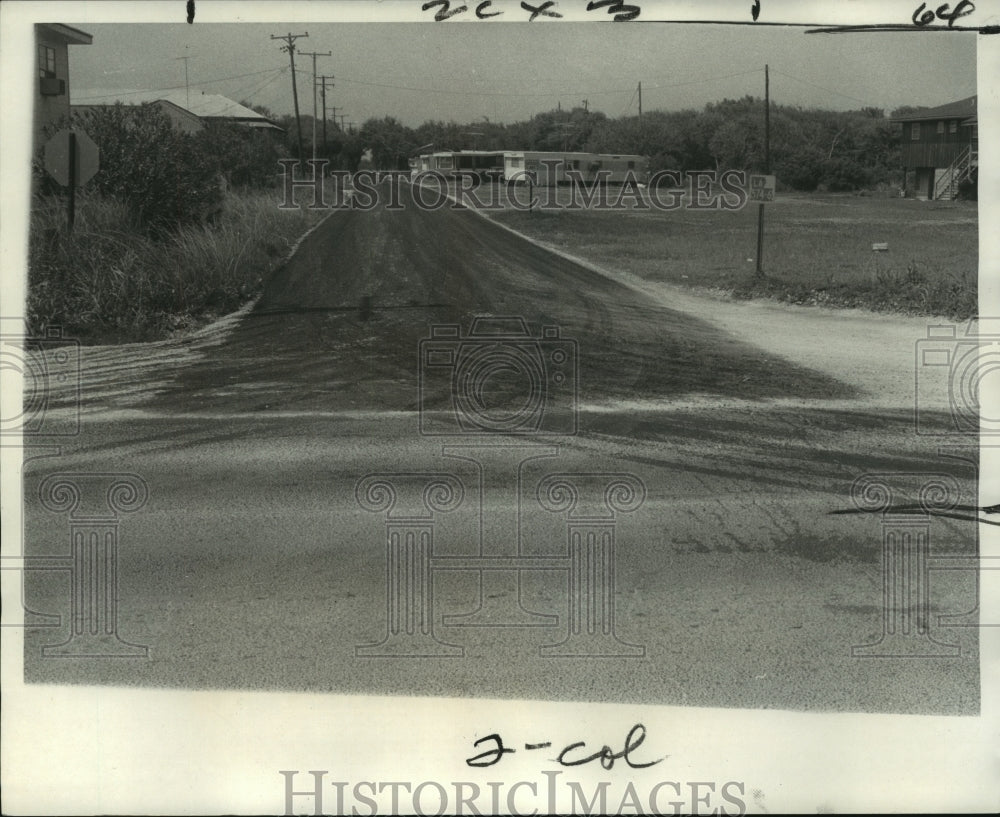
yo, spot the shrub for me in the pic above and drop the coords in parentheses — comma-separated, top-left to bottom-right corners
(778, 148, 824, 192)
(196, 122, 284, 189)
(957, 176, 978, 201)
(70, 103, 223, 233)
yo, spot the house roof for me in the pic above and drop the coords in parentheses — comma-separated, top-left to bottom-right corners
(37, 23, 93, 46)
(72, 90, 284, 131)
(154, 92, 273, 121)
(891, 95, 977, 123)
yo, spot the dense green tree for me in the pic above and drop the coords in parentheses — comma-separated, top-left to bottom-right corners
(359, 116, 417, 170)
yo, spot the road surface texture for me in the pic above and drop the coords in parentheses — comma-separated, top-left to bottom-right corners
(21, 182, 980, 714)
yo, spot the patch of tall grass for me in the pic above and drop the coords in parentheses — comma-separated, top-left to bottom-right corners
(28, 190, 324, 343)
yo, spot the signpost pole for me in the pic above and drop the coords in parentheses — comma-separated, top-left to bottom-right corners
(44, 127, 99, 234)
(755, 201, 764, 275)
(67, 131, 77, 234)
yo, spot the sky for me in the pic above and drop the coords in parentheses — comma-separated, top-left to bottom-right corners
(68, 22, 977, 127)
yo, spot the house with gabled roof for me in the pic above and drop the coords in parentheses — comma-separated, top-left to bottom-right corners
(891, 95, 977, 200)
(73, 91, 284, 134)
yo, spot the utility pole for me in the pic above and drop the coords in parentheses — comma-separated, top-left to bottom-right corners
(755, 64, 770, 278)
(764, 64, 770, 174)
(582, 99, 588, 113)
(270, 32, 308, 163)
(318, 75, 335, 149)
(300, 49, 331, 161)
(638, 81, 642, 120)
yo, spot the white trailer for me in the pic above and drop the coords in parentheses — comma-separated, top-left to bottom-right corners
(411, 151, 504, 179)
(502, 151, 647, 185)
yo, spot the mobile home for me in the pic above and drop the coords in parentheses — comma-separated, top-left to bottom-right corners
(502, 151, 647, 185)
(411, 150, 505, 179)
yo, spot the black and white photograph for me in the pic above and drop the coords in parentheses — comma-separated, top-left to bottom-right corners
(1, 0, 997, 813)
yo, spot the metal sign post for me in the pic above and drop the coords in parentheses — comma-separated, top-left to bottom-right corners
(43, 128, 100, 234)
(67, 132, 77, 232)
(749, 174, 775, 274)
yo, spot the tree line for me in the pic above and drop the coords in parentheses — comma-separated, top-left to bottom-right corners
(261, 97, 916, 193)
(33, 95, 917, 235)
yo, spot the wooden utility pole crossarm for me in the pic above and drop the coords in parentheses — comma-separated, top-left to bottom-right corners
(270, 32, 309, 163)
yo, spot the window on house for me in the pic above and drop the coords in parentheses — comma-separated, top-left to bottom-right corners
(911, 123, 920, 141)
(949, 121, 958, 134)
(627, 161, 635, 169)
(38, 45, 56, 79)
(510, 157, 522, 168)
(936, 121, 945, 134)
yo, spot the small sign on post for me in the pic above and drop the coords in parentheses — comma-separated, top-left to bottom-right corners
(749, 174, 776, 203)
(43, 128, 100, 233)
(749, 175, 775, 276)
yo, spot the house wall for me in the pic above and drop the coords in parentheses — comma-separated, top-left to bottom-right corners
(156, 101, 204, 133)
(899, 119, 973, 169)
(913, 167, 934, 200)
(34, 31, 73, 146)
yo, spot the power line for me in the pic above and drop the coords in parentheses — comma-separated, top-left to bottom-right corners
(214, 69, 290, 115)
(620, 84, 638, 118)
(77, 69, 288, 120)
(329, 68, 763, 99)
(770, 68, 873, 107)
(74, 67, 286, 100)
(173, 54, 192, 108)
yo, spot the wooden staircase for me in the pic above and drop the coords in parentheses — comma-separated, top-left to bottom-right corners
(933, 145, 977, 200)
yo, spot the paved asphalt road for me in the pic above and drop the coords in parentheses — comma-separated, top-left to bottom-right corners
(20, 183, 980, 714)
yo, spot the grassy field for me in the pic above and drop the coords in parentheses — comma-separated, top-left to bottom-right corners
(469, 187, 978, 319)
(27, 189, 328, 344)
